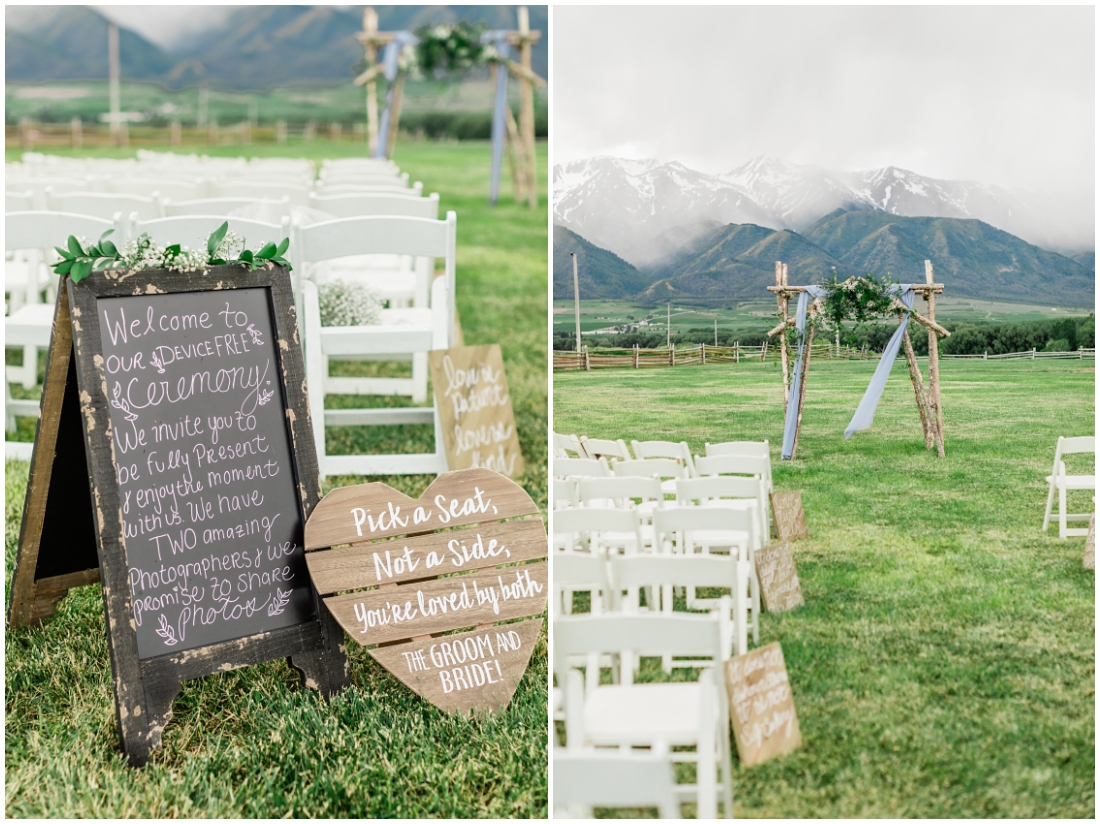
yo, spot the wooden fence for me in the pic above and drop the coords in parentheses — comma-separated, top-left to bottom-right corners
(554, 344, 1095, 371)
(6, 120, 361, 150)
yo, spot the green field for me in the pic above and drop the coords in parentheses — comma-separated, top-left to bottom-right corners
(5, 140, 548, 817)
(552, 298, 1095, 342)
(554, 358, 1094, 817)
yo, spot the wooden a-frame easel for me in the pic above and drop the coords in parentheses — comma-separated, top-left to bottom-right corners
(767, 260, 949, 460)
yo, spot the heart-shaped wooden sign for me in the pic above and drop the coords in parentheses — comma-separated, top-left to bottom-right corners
(304, 468, 547, 715)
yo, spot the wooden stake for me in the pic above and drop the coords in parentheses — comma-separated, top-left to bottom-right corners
(790, 323, 816, 460)
(777, 262, 790, 411)
(362, 8, 380, 155)
(925, 260, 945, 457)
(517, 7, 537, 209)
(902, 328, 934, 450)
(385, 71, 406, 160)
(504, 88, 524, 203)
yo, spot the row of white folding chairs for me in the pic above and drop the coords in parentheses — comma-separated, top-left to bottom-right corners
(554, 609, 735, 818)
(5, 209, 457, 479)
(554, 743, 681, 819)
(555, 502, 760, 642)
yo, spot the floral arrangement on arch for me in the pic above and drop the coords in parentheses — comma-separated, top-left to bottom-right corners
(412, 22, 495, 78)
(817, 272, 904, 334)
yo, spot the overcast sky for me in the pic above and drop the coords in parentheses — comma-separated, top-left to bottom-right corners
(554, 6, 1094, 193)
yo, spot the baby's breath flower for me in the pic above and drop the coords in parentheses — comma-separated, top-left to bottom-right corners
(317, 280, 383, 327)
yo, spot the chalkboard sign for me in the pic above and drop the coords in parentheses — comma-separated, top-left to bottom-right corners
(429, 345, 525, 477)
(304, 468, 547, 715)
(7, 264, 348, 766)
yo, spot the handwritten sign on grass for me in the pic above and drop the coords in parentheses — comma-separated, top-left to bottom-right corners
(304, 468, 547, 714)
(725, 641, 802, 767)
(770, 491, 808, 540)
(429, 345, 525, 477)
(756, 541, 803, 612)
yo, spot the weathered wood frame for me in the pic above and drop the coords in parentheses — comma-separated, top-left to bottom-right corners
(767, 260, 949, 460)
(9, 264, 349, 766)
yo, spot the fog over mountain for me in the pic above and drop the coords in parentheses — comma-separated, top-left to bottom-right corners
(554, 155, 1095, 267)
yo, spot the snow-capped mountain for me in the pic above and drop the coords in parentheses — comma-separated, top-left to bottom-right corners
(554, 155, 1094, 267)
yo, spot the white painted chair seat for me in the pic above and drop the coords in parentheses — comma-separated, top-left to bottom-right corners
(583, 683, 705, 743)
(1043, 436, 1096, 538)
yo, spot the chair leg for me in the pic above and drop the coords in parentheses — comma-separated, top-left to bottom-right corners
(1043, 480, 1056, 531)
(20, 345, 37, 390)
(1059, 483, 1068, 540)
(412, 351, 428, 404)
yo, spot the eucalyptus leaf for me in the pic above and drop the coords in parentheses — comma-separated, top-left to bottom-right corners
(239, 249, 254, 264)
(207, 222, 229, 256)
(55, 246, 75, 260)
(165, 244, 181, 257)
(276, 237, 289, 256)
(257, 242, 277, 259)
(70, 259, 93, 283)
(67, 236, 84, 256)
(101, 239, 118, 257)
(54, 259, 74, 276)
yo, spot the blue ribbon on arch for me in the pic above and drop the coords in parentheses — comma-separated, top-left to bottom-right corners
(780, 284, 916, 460)
(374, 31, 419, 160)
(484, 32, 512, 205)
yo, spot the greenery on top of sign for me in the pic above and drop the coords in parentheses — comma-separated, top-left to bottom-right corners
(52, 222, 292, 284)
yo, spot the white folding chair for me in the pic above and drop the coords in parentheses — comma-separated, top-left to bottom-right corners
(677, 475, 766, 550)
(554, 550, 612, 618)
(553, 477, 579, 509)
(6, 190, 35, 212)
(313, 180, 424, 198)
(553, 506, 645, 557)
(553, 431, 586, 459)
(213, 180, 311, 207)
(110, 177, 209, 201)
(6, 211, 122, 455)
(554, 611, 734, 819)
(130, 214, 289, 255)
(632, 440, 698, 478)
(696, 453, 774, 534)
(46, 190, 163, 223)
(653, 505, 759, 643)
(580, 437, 632, 462)
(609, 554, 750, 658)
(295, 213, 456, 480)
(706, 439, 773, 493)
(1043, 436, 1096, 538)
(553, 744, 681, 819)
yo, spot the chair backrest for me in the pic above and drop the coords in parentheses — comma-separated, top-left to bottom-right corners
(554, 507, 644, 556)
(553, 457, 611, 479)
(318, 169, 409, 186)
(554, 553, 611, 615)
(653, 505, 754, 554)
(695, 454, 770, 478)
(705, 440, 769, 459)
(110, 178, 208, 201)
(676, 475, 761, 504)
(163, 196, 291, 218)
(613, 458, 687, 481)
(308, 191, 439, 219)
(6, 190, 35, 211)
(314, 180, 424, 197)
(130, 214, 289, 249)
(214, 180, 311, 206)
(580, 437, 631, 462)
(610, 553, 737, 592)
(553, 431, 586, 459)
(631, 439, 695, 473)
(5, 211, 119, 253)
(1055, 436, 1096, 457)
(553, 477, 578, 509)
(553, 746, 680, 819)
(46, 190, 162, 222)
(577, 476, 663, 509)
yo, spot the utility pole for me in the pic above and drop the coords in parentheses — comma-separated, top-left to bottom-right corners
(667, 303, 671, 350)
(108, 23, 121, 143)
(571, 252, 581, 353)
(714, 317, 718, 346)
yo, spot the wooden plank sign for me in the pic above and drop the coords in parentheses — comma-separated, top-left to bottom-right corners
(725, 642, 802, 767)
(429, 345, 525, 477)
(7, 265, 348, 766)
(756, 541, 804, 612)
(304, 468, 546, 715)
(770, 490, 809, 540)
(1085, 513, 1095, 570)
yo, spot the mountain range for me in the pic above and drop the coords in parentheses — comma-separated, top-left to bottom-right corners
(6, 6, 548, 91)
(554, 209, 1095, 307)
(554, 155, 1095, 263)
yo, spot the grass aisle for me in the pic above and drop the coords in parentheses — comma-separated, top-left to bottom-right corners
(5, 140, 548, 817)
(554, 358, 1094, 818)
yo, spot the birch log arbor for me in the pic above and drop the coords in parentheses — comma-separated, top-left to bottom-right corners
(767, 260, 949, 459)
(354, 7, 544, 207)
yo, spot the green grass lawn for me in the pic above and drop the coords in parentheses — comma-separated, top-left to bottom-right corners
(5, 139, 548, 817)
(554, 358, 1094, 818)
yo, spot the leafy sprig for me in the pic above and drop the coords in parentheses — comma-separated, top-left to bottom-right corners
(52, 222, 292, 283)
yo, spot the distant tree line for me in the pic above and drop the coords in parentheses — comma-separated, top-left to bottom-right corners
(555, 315, 1094, 356)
